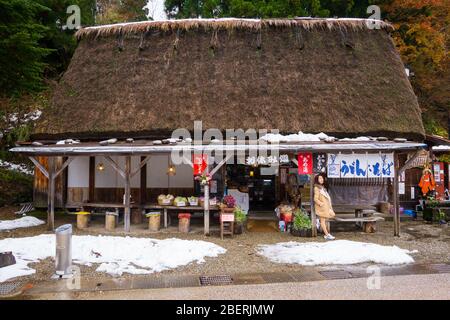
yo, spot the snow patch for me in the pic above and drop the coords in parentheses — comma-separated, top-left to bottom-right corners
(0, 217, 44, 231)
(0, 234, 226, 282)
(0, 159, 33, 175)
(259, 131, 333, 143)
(339, 136, 373, 142)
(257, 240, 416, 266)
(432, 145, 450, 151)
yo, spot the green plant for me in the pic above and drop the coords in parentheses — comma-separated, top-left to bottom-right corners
(436, 209, 446, 221)
(427, 196, 439, 208)
(234, 206, 247, 223)
(292, 208, 312, 230)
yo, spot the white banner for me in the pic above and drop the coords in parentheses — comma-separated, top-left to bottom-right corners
(327, 153, 394, 178)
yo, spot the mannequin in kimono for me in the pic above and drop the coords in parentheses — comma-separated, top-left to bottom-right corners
(314, 173, 336, 240)
(418, 167, 436, 196)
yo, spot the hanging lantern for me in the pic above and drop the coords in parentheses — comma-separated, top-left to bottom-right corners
(167, 163, 176, 176)
(97, 162, 105, 171)
(249, 170, 254, 177)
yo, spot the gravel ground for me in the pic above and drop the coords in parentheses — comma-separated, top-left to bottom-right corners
(1, 206, 450, 285)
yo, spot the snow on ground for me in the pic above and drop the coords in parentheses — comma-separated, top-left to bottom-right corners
(257, 240, 416, 266)
(0, 234, 226, 282)
(0, 217, 44, 231)
(0, 159, 33, 175)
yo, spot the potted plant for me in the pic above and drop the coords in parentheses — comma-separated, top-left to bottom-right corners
(436, 209, 447, 225)
(424, 196, 439, 222)
(234, 206, 247, 234)
(195, 172, 212, 185)
(291, 208, 312, 237)
(220, 195, 236, 213)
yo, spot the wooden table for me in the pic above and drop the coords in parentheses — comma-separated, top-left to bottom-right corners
(142, 205, 220, 228)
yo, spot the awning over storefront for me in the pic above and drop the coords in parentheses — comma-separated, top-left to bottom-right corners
(10, 140, 427, 156)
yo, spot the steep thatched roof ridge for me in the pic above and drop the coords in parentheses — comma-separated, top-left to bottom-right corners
(75, 18, 394, 39)
(36, 20, 425, 141)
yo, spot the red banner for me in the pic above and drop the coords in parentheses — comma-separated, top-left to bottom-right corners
(298, 153, 313, 175)
(193, 154, 208, 175)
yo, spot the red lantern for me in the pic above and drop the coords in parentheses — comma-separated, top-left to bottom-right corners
(298, 153, 313, 175)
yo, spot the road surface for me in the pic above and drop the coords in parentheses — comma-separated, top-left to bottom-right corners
(28, 273, 450, 300)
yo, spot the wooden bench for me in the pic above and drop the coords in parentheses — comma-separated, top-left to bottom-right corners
(333, 216, 385, 233)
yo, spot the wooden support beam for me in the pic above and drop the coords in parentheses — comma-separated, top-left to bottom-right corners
(140, 156, 147, 205)
(398, 150, 422, 175)
(124, 156, 131, 232)
(29, 156, 48, 179)
(89, 157, 95, 202)
(209, 154, 233, 176)
(30, 156, 71, 231)
(47, 157, 56, 231)
(53, 157, 74, 179)
(104, 156, 126, 179)
(310, 173, 317, 237)
(130, 155, 151, 178)
(204, 164, 210, 236)
(393, 152, 400, 236)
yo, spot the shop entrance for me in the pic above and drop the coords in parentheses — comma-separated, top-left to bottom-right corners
(226, 164, 277, 213)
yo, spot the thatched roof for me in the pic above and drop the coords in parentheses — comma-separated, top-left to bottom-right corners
(34, 18, 425, 141)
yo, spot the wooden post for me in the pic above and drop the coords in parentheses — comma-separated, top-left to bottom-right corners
(164, 208, 168, 228)
(124, 156, 131, 232)
(89, 157, 95, 202)
(47, 157, 56, 231)
(140, 156, 147, 205)
(393, 152, 400, 236)
(204, 165, 210, 236)
(310, 173, 317, 237)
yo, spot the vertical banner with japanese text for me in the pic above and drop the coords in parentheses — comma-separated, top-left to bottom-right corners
(298, 153, 313, 175)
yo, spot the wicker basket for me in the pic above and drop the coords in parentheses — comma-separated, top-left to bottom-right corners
(158, 198, 173, 206)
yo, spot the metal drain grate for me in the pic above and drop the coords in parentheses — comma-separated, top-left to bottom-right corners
(429, 264, 450, 273)
(199, 275, 233, 286)
(319, 270, 352, 280)
(0, 281, 23, 297)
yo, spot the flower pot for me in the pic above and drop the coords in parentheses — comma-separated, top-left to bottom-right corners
(221, 207, 235, 214)
(291, 228, 312, 237)
(234, 222, 245, 234)
(423, 208, 433, 222)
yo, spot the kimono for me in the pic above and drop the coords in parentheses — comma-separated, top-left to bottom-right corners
(418, 171, 436, 196)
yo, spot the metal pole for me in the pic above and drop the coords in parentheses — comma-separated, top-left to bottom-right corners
(124, 156, 131, 232)
(48, 157, 56, 231)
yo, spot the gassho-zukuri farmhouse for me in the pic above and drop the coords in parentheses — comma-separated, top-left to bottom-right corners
(11, 18, 427, 236)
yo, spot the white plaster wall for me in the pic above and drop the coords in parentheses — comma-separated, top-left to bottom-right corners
(147, 154, 193, 188)
(69, 155, 192, 189)
(67, 157, 89, 188)
(95, 156, 140, 188)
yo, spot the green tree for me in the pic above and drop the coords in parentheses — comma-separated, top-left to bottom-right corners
(96, 0, 148, 24)
(36, 0, 96, 77)
(165, 0, 330, 19)
(0, 0, 52, 96)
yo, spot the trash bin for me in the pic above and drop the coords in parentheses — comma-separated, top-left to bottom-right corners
(55, 224, 72, 276)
